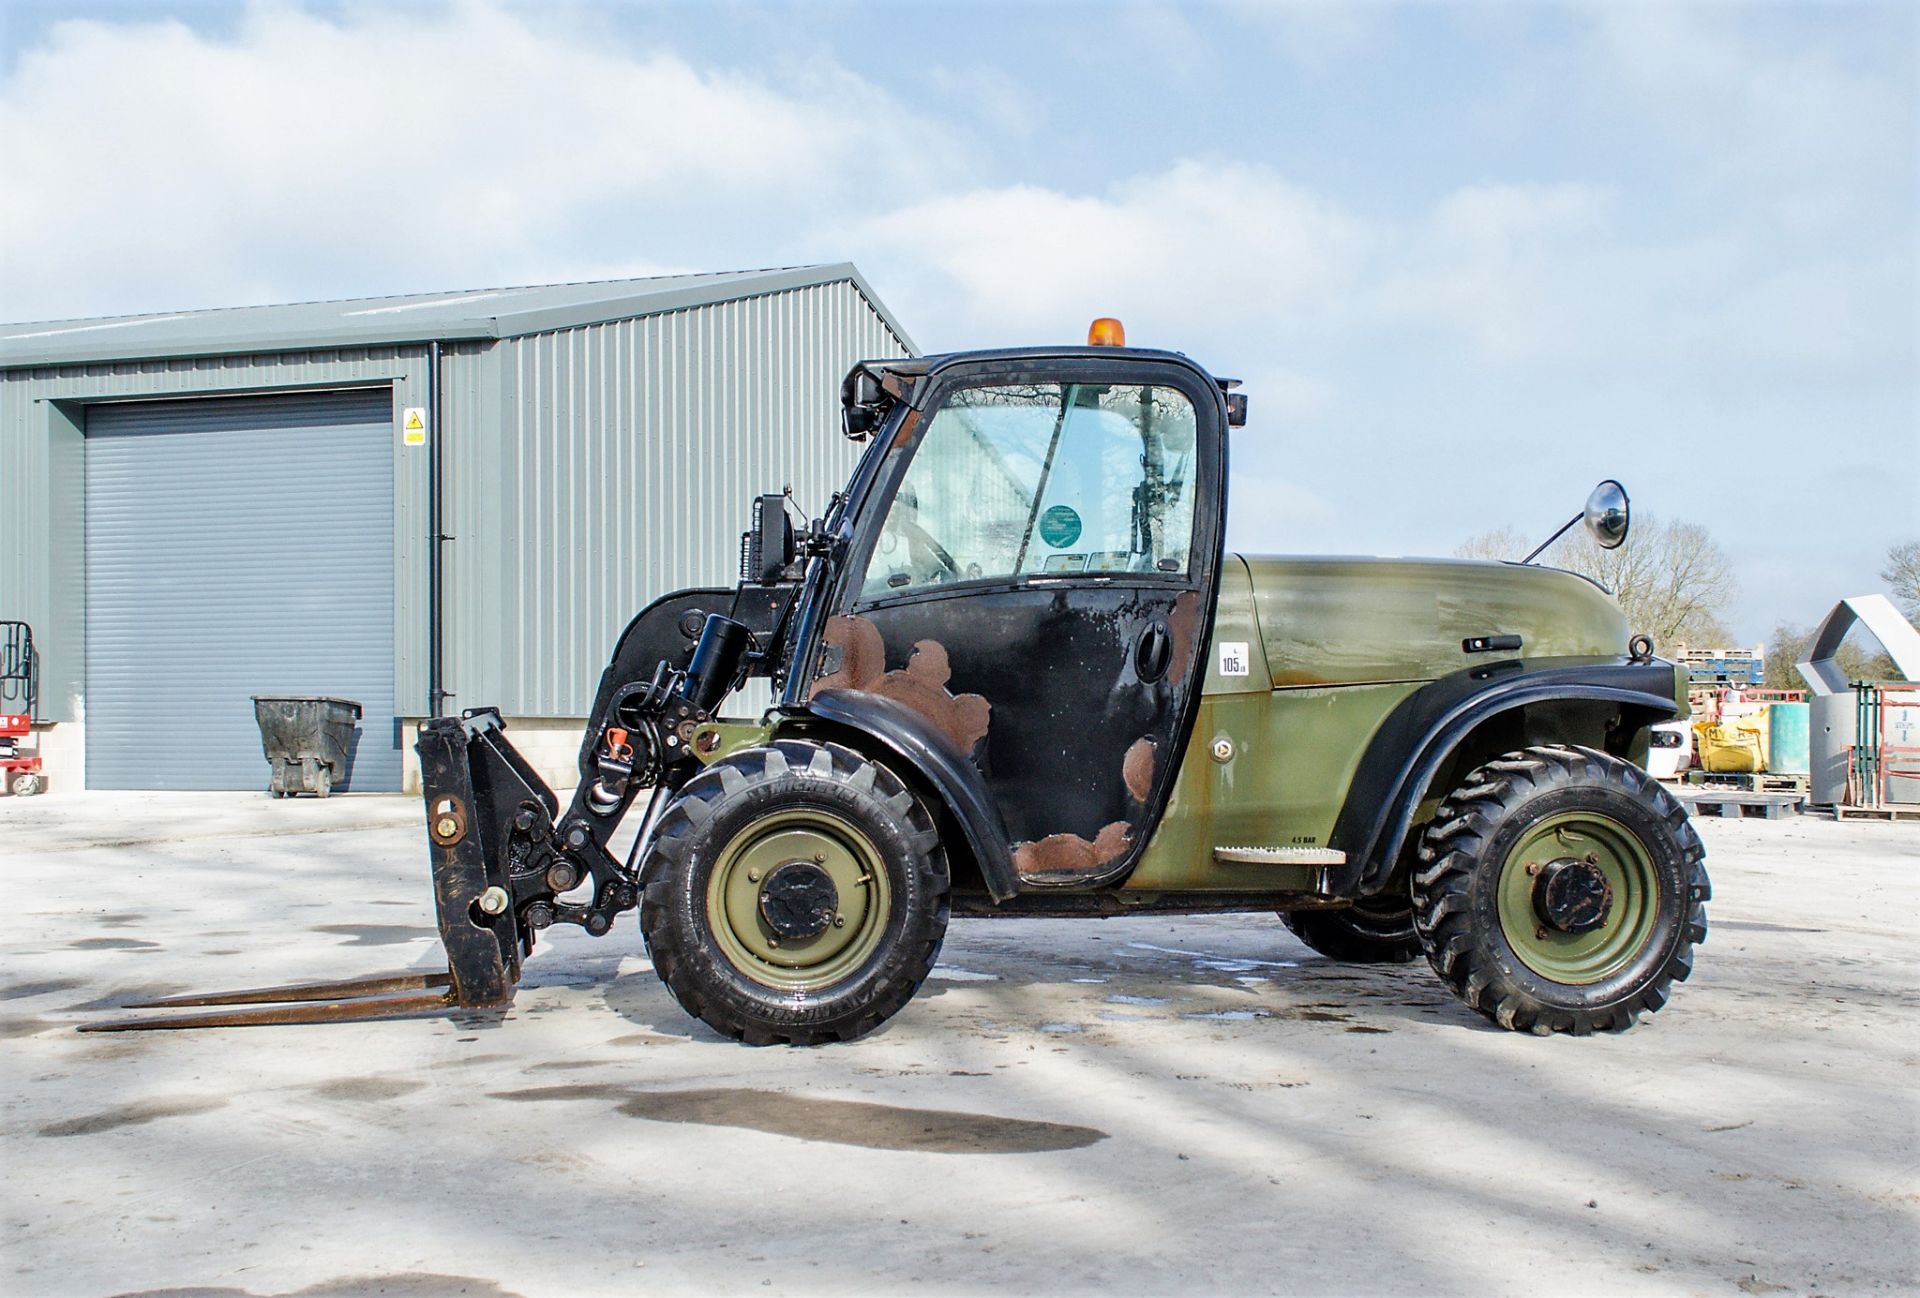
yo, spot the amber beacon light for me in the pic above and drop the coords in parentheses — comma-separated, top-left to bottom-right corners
(1087, 317, 1126, 346)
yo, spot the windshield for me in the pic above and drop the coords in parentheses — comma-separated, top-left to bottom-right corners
(860, 382, 1198, 599)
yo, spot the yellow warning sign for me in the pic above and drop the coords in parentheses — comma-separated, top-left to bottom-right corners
(402, 406, 427, 446)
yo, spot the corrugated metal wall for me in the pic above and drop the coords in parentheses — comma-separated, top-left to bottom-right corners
(442, 279, 908, 715)
(1, 277, 907, 730)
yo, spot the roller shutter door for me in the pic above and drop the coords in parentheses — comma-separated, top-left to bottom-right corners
(84, 390, 400, 791)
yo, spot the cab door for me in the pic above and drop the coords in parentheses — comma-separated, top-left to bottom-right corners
(808, 356, 1226, 888)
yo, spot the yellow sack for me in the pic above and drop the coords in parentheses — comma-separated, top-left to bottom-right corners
(1694, 721, 1766, 773)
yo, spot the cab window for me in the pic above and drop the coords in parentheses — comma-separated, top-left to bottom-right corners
(860, 382, 1197, 599)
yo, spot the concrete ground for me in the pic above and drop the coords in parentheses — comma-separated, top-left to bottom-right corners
(1, 791, 1915, 1298)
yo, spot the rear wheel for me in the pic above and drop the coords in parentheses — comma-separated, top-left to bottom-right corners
(641, 740, 949, 1045)
(10, 772, 41, 797)
(1412, 744, 1709, 1035)
(1282, 895, 1419, 963)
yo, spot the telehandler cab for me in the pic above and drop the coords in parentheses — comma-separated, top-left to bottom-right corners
(89, 322, 1708, 1042)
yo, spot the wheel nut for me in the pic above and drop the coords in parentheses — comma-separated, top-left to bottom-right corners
(747, 869, 760, 883)
(814, 851, 827, 864)
(833, 915, 846, 928)
(477, 886, 510, 916)
(1526, 861, 1542, 876)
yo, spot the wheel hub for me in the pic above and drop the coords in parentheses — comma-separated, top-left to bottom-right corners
(706, 817, 891, 992)
(1533, 856, 1614, 934)
(757, 861, 839, 940)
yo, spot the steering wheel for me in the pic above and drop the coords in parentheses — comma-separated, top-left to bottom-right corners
(900, 518, 962, 583)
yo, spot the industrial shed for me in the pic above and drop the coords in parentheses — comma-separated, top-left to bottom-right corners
(0, 265, 913, 793)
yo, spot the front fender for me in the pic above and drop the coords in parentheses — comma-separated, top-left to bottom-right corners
(578, 587, 734, 775)
(792, 689, 1020, 903)
(1326, 656, 1682, 895)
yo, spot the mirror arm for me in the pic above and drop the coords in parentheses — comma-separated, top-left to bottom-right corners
(1520, 514, 1580, 565)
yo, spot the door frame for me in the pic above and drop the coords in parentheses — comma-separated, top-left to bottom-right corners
(806, 348, 1232, 890)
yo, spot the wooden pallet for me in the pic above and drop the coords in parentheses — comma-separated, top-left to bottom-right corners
(1689, 772, 1810, 794)
(1678, 790, 1804, 820)
(1832, 804, 1920, 823)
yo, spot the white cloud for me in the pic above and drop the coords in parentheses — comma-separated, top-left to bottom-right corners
(845, 160, 1370, 348)
(1369, 182, 1619, 361)
(0, 1, 954, 319)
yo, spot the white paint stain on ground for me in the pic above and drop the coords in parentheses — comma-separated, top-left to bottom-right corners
(615, 955, 654, 978)
(931, 966, 1000, 982)
(1070, 977, 1108, 984)
(1038, 1022, 1084, 1034)
(1105, 993, 1168, 1006)
(1182, 1009, 1273, 1022)
(1124, 942, 1298, 973)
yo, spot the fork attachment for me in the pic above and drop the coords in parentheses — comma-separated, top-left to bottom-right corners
(80, 601, 764, 1032)
(82, 709, 624, 1031)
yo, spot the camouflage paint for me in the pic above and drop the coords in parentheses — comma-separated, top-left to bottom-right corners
(808, 615, 991, 756)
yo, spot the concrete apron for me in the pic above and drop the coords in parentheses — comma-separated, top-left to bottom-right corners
(1, 794, 1916, 1297)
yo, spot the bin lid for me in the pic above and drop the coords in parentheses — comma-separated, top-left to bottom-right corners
(251, 695, 363, 716)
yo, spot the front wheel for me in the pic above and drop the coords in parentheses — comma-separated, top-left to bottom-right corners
(1412, 744, 1709, 1035)
(640, 740, 949, 1045)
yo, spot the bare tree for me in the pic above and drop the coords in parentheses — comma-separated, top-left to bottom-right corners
(1454, 514, 1737, 650)
(1452, 526, 1529, 562)
(1883, 540, 1920, 621)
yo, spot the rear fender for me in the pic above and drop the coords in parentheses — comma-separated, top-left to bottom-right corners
(1326, 657, 1681, 896)
(789, 689, 1019, 903)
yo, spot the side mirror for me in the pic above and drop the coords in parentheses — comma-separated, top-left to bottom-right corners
(1522, 478, 1633, 564)
(1583, 480, 1630, 550)
(841, 368, 885, 441)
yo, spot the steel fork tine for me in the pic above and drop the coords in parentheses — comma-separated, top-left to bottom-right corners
(79, 990, 458, 1032)
(112, 970, 453, 1010)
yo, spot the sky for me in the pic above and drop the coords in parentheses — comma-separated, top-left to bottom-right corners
(2, 0, 1914, 644)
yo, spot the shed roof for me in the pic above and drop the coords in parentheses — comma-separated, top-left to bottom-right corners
(0, 263, 915, 368)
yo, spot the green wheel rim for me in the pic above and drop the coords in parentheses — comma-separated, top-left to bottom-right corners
(704, 808, 893, 992)
(1496, 811, 1659, 985)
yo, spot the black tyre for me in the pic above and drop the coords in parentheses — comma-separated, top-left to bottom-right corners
(640, 739, 949, 1045)
(1412, 744, 1709, 1035)
(1282, 896, 1420, 963)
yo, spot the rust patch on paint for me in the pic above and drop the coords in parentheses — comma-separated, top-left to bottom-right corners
(1166, 590, 1201, 686)
(1269, 669, 1331, 688)
(811, 615, 991, 755)
(1012, 821, 1133, 883)
(1122, 737, 1157, 801)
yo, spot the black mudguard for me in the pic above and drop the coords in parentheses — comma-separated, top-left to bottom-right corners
(1327, 656, 1682, 896)
(576, 587, 733, 777)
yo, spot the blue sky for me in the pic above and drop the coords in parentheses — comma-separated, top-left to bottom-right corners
(3, 1, 1914, 642)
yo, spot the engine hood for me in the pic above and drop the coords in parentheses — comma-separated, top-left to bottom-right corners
(1234, 554, 1630, 690)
